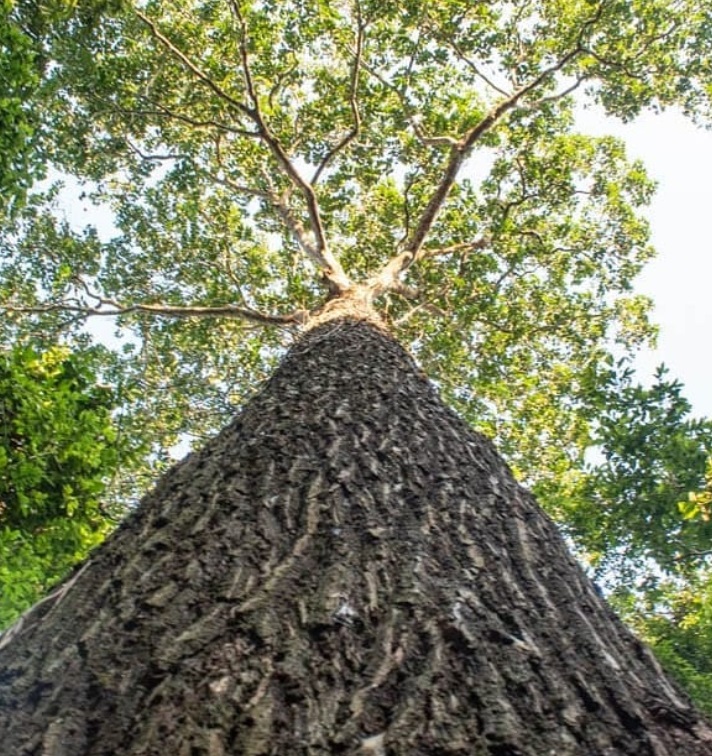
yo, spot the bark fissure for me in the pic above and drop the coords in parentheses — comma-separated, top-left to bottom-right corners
(1, 318, 711, 755)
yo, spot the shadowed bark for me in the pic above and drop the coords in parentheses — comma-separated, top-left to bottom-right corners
(1, 317, 711, 755)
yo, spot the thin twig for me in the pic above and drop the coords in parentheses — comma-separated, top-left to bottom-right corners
(437, 28, 510, 97)
(520, 76, 587, 112)
(311, 2, 365, 184)
(209, 133, 273, 199)
(0, 561, 93, 651)
(91, 91, 258, 137)
(124, 138, 190, 163)
(356, 57, 460, 148)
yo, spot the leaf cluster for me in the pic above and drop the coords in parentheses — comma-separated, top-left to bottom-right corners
(0, 344, 143, 627)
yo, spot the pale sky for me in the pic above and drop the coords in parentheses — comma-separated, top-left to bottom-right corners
(578, 108, 712, 418)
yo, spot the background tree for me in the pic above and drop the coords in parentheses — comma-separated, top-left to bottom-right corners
(537, 362, 712, 715)
(0, 343, 145, 627)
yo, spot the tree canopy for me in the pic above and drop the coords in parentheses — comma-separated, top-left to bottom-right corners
(2, 0, 712, 712)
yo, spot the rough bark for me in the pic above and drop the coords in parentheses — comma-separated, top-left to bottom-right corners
(1, 317, 711, 755)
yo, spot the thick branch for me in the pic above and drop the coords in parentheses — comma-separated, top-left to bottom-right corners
(369, 47, 583, 296)
(228, 0, 352, 293)
(2, 300, 307, 327)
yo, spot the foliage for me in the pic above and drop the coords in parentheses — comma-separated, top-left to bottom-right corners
(0, 344, 142, 627)
(535, 362, 712, 714)
(540, 363, 712, 577)
(611, 569, 712, 719)
(680, 455, 712, 525)
(0, 0, 41, 210)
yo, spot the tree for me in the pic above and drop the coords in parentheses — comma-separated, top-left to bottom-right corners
(0, 343, 144, 627)
(2, 316, 712, 754)
(539, 362, 712, 579)
(536, 362, 712, 716)
(2, 0, 712, 751)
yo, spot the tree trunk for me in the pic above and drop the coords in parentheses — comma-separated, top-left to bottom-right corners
(1, 317, 711, 755)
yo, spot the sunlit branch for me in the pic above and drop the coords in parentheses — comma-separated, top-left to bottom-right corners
(251, 168, 327, 264)
(208, 172, 272, 199)
(228, 0, 352, 293)
(392, 299, 449, 326)
(369, 45, 584, 296)
(418, 237, 491, 260)
(311, 3, 365, 185)
(435, 27, 510, 97)
(2, 300, 307, 327)
(410, 118, 461, 148)
(135, 11, 254, 121)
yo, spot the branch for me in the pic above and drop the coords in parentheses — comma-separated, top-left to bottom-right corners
(135, 11, 254, 121)
(388, 280, 451, 319)
(356, 57, 460, 148)
(256, 167, 328, 263)
(311, 4, 365, 185)
(369, 46, 583, 296)
(2, 300, 307, 327)
(410, 118, 461, 148)
(228, 0, 352, 293)
(124, 138, 190, 163)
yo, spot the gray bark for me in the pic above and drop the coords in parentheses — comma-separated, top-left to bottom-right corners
(1, 317, 711, 755)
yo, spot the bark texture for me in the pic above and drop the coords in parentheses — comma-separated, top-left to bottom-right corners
(1, 317, 711, 755)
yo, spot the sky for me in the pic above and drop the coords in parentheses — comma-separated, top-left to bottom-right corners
(577, 109, 712, 418)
